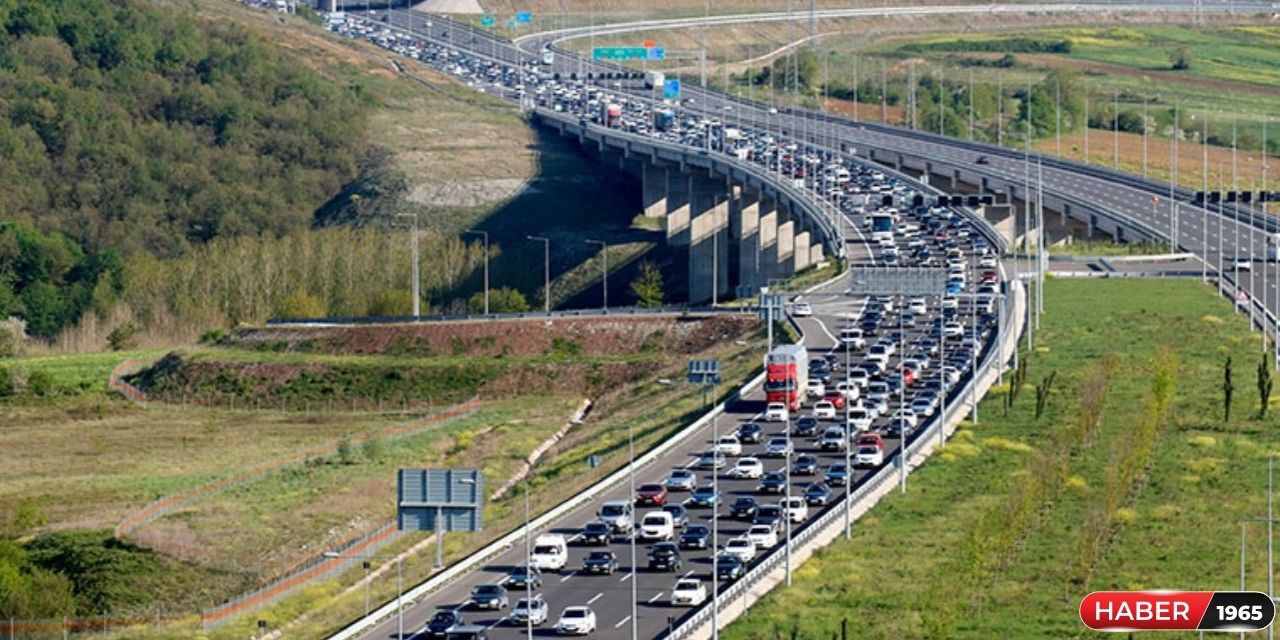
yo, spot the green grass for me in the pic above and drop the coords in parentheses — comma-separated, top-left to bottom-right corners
(1, 349, 167, 398)
(722, 278, 1280, 639)
(1042, 240, 1170, 257)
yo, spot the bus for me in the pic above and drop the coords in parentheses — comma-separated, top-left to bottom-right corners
(870, 212, 896, 243)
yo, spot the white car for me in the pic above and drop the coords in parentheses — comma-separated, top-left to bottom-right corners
(724, 536, 757, 562)
(1236, 259, 1252, 272)
(867, 345, 890, 365)
(792, 301, 813, 317)
(907, 297, 928, 315)
(780, 497, 809, 523)
(765, 402, 789, 422)
(746, 524, 779, 549)
(639, 511, 675, 541)
(555, 607, 597, 635)
(834, 381, 860, 401)
(814, 401, 836, 420)
(818, 427, 847, 451)
(806, 378, 826, 399)
(855, 446, 884, 468)
(714, 435, 742, 457)
(838, 328, 866, 350)
(890, 409, 919, 429)
(911, 396, 938, 417)
(847, 406, 873, 432)
(513, 595, 550, 626)
(671, 578, 707, 607)
(979, 255, 998, 269)
(730, 457, 765, 479)
(943, 322, 964, 338)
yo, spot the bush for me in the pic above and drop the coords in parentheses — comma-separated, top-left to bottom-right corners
(27, 370, 55, 397)
(199, 329, 226, 345)
(0, 317, 27, 357)
(277, 290, 326, 319)
(1171, 46, 1192, 70)
(106, 322, 140, 351)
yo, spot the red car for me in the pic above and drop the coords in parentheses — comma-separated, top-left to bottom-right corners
(822, 392, 846, 410)
(857, 433, 885, 451)
(635, 483, 669, 506)
(981, 271, 999, 283)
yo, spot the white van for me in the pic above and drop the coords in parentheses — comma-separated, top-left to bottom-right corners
(530, 534, 568, 571)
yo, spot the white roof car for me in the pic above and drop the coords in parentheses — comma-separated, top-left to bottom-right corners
(714, 435, 742, 456)
(555, 606, 597, 635)
(792, 301, 813, 317)
(670, 578, 707, 607)
(855, 446, 884, 467)
(724, 536, 757, 562)
(730, 457, 765, 479)
(765, 403, 789, 422)
(746, 524, 779, 549)
(814, 401, 836, 419)
(891, 409, 919, 429)
(780, 497, 809, 522)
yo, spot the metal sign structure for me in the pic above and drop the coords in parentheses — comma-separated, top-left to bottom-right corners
(687, 359, 722, 386)
(847, 267, 949, 296)
(756, 293, 786, 321)
(648, 47, 666, 60)
(662, 78, 681, 100)
(592, 46, 649, 61)
(397, 468, 483, 533)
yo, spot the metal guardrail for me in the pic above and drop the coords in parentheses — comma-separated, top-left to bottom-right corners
(267, 305, 754, 326)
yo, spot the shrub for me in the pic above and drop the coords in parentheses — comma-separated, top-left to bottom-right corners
(106, 322, 140, 351)
(27, 370, 54, 397)
(0, 317, 27, 357)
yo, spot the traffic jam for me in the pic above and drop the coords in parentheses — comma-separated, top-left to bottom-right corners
(324, 13, 1004, 640)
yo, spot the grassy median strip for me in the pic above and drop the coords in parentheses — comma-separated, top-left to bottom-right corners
(722, 278, 1280, 639)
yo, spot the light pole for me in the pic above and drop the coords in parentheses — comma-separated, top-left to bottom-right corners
(528, 235, 550, 313)
(396, 213, 420, 318)
(585, 239, 609, 312)
(323, 551, 403, 639)
(524, 481, 533, 640)
(844, 337, 853, 539)
(784, 411, 793, 586)
(465, 230, 490, 315)
(628, 422, 638, 640)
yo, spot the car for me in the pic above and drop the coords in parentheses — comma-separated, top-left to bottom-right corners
(688, 482, 722, 507)
(746, 524, 779, 549)
(765, 402, 790, 422)
(780, 497, 809, 523)
(864, 395, 890, 418)
(582, 549, 618, 574)
(504, 564, 543, 590)
(469, 584, 509, 610)
(671, 578, 708, 606)
(1236, 258, 1253, 272)
(754, 505, 784, 531)
(635, 483, 669, 506)
(806, 378, 826, 399)
(793, 453, 819, 475)
(580, 521, 612, 545)
(793, 416, 820, 437)
(737, 422, 765, 444)
(679, 524, 712, 549)
(890, 409, 919, 430)
(512, 595, 549, 626)
(814, 401, 837, 420)
(847, 407, 873, 433)
(424, 610, 465, 638)
(792, 301, 813, 317)
(834, 381, 860, 402)
(730, 496, 759, 519)
(723, 536, 758, 562)
(730, 457, 765, 479)
(639, 511, 675, 541)
(597, 500, 633, 534)
(555, 606, 597, 635)
(825, 463, 850, 486)
(714, 435, 743, 456)
(822, 392, 847, 410)
(765, 436, 793, 458)
(647, 542, 682, 571)
(758, 471, 788, 494)
(839, 328, 866, 349)
(664, 468, 697, 492)
(804, 482, 834, 506)
(908, 297, 928, 315)
(855, 446, 885, 468)
(818, 427, 848, 451)
(446, 625, 491, 640)
(911, 395, 938, 417)
(716, 552, 745, 581)
(697, 450, 728, 469)
(857, 433, 886, 450)
(661, 503, 689, 528)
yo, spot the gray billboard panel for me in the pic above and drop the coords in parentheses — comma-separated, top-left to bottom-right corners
(397, 468, 483, 533)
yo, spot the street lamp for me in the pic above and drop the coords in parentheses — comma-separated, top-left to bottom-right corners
(323, 550, 404, 639)
(528, 235, 550, 313)
(465, 230, 490, 315)
(585, 239, 608, 312)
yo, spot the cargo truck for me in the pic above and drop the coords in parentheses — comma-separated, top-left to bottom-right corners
(765, 344, 809, 411)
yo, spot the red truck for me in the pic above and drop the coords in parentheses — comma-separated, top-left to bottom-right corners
(765, 345, 809, 411)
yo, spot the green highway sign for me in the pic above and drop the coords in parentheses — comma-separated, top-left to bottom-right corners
(592, 46, 649, 61)
(479, 14, 495, 28)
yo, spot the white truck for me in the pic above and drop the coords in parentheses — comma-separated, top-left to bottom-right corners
(644, 70, 665, 89)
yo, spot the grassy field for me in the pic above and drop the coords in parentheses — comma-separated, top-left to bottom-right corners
(721, 278, 1280, 639)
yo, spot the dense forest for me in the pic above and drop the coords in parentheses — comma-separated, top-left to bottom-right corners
(0, 0, 370, 338)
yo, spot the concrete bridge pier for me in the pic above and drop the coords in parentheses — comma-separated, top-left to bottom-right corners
(688, 177, 731, 304)
(666, 171, 692, 246)
(642, 163, 667, 219)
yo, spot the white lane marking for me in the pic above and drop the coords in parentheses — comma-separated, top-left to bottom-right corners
(560, 571, 578, 583)
(681, 569, 696, 578)
(568, 533, 582, 543)
(620, 572, 633, 582)
(587, 592, 604, 604)
(615, 616, 632, 629)
(648, 592, 664, 603)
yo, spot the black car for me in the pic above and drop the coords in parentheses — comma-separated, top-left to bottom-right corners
(715, 553, 745, 581)
(754, 505, 783, 531)
(737, 422, 765, 444)
(647, 542, 682, 572)
(793, 454, 819, 475)
(793, 417, 820, 437)
(504, 564, 542, 590)
(804, 482, 834, 506)
(582, 550, 618, 574)
(730, 496, 758, 519)
(580, 521, 612, 545)
(679, 524, 711, 549)
(662, 504, 689, 528)
(425, 610, 465, 638)
(758, 471, 787, 494)
(821, 354, 842, 370)
(860, 319, 880, 335)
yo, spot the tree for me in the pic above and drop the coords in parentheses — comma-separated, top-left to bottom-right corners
(1259, 353, 1274, 419)
(1171, 46, 1192, 71)
(106, 322, 139, 351)
(630, 261, 664, 308)
(1224, 356, 1235, 421)
(470, 287, 530, 314)
(366, 289, 415, 317)
(277, 289, 326, 319)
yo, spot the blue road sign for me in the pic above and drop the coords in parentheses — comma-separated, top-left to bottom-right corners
(516, 11, 532, 24)
(480, 14, 495, 28)
(663, 78, 682, 100)
(648, 47, 665, 60)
